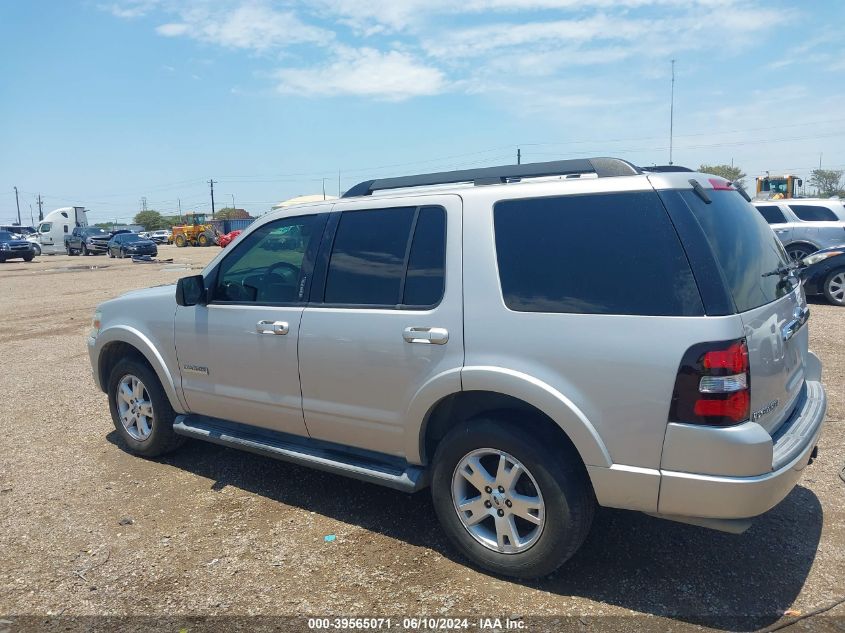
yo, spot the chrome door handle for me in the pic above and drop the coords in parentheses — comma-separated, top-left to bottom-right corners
(775, 229, 788, 234)
(256, 320, 289, 335)
(403, 327, 449, 345)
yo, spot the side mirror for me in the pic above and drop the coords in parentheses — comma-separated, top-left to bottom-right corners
(176, 275, 207, 307)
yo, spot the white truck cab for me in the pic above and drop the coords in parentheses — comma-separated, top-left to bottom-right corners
(32, 207, 88, 254)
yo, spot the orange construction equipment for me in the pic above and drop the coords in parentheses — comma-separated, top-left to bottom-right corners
(755, 173, 803, 200)
(171, 213, 218, 247)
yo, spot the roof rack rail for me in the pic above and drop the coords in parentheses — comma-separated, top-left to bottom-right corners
(641, 165, 693, 173)
(342, 157, 642, 198)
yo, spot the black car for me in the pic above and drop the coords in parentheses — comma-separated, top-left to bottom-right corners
(107, 233, 158, 259)
(800, 244, 845, 306)
(0, 230, 36, 262)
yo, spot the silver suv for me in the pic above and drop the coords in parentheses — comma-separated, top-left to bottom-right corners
(753, 198, 845, 260)
(88, 158, 827, 578)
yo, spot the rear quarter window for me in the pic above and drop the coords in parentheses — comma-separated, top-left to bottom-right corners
(493, 191, 703, 316)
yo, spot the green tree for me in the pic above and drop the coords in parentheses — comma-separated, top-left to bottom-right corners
(214, 207, 252, 220)
(133, 210, 167, 231)
(698, 164, 747, 189)
(808, 169, 844, 197)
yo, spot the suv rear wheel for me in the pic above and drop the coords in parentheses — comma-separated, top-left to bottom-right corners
(431, 417, 595, 578)
(107, 358, 184, 457)
(786, 244, 814, 261)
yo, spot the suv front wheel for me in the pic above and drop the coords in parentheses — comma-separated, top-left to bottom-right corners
(107, 357, 184, 457)
(431, 417, 595, 579)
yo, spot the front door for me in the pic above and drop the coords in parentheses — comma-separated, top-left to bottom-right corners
(174, 211, 329, 436)
(298, 196, 463, 457)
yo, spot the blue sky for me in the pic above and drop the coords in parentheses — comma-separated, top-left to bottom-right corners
(1, 0, 844, 225)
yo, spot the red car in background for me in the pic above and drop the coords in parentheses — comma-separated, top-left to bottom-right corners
(217, 230, 242, 248)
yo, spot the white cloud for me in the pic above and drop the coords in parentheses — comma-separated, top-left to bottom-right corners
(99, 0, 161, 19)
(275, 47, 446, 100)
(154, 2, 333, 52)
(156, 22, 190, 36)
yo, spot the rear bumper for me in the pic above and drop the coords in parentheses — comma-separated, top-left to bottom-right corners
(657, 380, 826, 519)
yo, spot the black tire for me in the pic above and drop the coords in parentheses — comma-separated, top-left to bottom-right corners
(66, 245, 73, 255)
(118, 248, 125, 259)
(822, 267, 845, 306)
(23, 255, 33, 262)
(0, 256, 6, 263)
(431, 417, 595, 579)
(32, 244, 41, 255)
(108, 249, 114, 258)
(82, 244, 89, 256)
(107, 357, 185, 457)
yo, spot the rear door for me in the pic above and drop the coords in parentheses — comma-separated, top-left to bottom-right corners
(676, 187, 806, 434)
(298, 196, 463, 458)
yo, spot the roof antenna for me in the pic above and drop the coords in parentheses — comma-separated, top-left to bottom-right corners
(669, 59, 676, 166)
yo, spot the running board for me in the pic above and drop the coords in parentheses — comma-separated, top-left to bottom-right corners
(173, 415, 428, 493)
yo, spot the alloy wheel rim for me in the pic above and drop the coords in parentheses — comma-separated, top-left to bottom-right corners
(451, 448, 545, 554)
(116, 374, 154, 441)
(828, 273, 845, 304)
(787, 248, 809, 261)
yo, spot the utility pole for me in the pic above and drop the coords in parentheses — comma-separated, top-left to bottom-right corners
(14, 186, 21, 225)
(819, 152, 823, 169)
(230, 193, 235, 211)
(669, 59, 676, 166)
(338, 171, 341, 197)
(517, 148, 521, 165)
(208, 179, 217, 219)
(36, 194, 43, 221)
(177, 197, 182, 221)
(29, 204, 34, 226)
(322, 178, 327, 200)
(140, 196, 148, 212)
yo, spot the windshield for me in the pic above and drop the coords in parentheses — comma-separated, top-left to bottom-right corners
(0, 231, 13, 241)
(681, 189, 793, 312)
(85, 227, 108, 235)
(122, 234, 141, 242)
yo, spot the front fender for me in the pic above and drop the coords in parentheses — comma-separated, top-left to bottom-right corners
(94, 325, 187, 412)
(459, 366, 612, 468)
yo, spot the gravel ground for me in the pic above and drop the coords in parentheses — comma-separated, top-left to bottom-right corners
(0, 245, 843, 632)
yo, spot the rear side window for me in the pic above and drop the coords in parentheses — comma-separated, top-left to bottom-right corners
(325, 207, 415, 305)
(494, 192, 703, 316)
(681, 190, 792, 313)
(323, 206, 447, 307)
(789, 204, 839, 222)
(756, 205, 787, 224)
(403, 207, 446, 306)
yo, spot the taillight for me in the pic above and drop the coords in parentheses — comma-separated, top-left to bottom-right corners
(669, 339, 750, 426)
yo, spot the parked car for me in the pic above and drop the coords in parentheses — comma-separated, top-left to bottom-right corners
(148, 229, 172, 244)
(88, 159, 826, 579)
(800, 245, 845, 306)
(217, 230, 242, 248)
(0, 231, 36, 262)
(752, 198, 845, 260)
(0, 224, 36, 236)
(107, 233, 158, 258)
(65, 226, 112, 255)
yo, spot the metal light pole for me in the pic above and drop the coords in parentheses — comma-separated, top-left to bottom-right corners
(669, 59, 676, 166)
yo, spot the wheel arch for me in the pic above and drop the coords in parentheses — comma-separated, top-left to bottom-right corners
(412, 366, 611, 470)
(96, 327, 186, 412)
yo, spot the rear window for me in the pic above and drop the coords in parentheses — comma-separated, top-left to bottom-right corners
(682, 190, 792, 313)
(755, 205, 787, 224)
(493, 191, 703, 316)
(789, 204, 839, 222)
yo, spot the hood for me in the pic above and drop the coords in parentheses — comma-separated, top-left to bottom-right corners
(119, 284, 177, 301)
